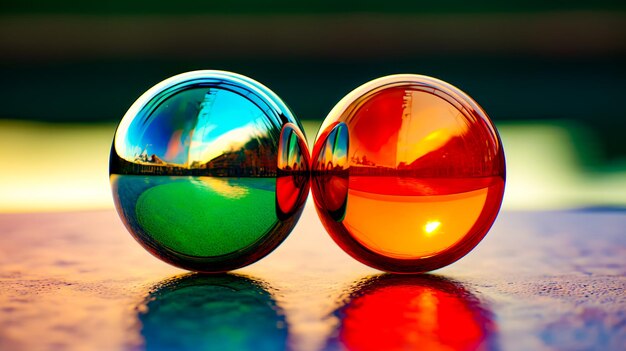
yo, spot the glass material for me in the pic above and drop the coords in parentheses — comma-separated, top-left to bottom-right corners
(311, 74, 505, 273)
(327, 275, 497, 350)
(110, 70, 309, 272)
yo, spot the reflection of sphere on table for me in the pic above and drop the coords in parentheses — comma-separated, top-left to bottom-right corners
(110, 70, 309, 272)
(328, 275, 498, 350)
(138, 274, 288, 351)
(312, 74, 505, 273)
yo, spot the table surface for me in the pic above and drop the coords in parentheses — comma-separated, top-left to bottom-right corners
(0, 202, 624, 351)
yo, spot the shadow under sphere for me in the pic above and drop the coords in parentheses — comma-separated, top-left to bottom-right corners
(136, 273, 288, 351)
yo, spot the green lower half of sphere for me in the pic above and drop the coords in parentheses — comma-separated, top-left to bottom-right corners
(114, 175, 278, 258)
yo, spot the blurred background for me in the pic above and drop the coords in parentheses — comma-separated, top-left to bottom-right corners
(1, 1, 625, 212)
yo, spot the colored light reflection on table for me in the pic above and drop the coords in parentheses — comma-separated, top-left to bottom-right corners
(1, 207, 625, 351)
(312, 75, 506, 273)
(328, 275, 497, 351)
(138, 274, 288, 351)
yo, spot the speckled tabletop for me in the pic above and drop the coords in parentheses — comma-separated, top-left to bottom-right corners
(1, 203, 624, 351)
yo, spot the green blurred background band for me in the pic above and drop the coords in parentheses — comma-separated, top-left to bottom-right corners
(3, 1, 625, 14)
(1, 2, 625, 157)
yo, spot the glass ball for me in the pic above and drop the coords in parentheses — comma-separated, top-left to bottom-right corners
(110, 70, 309, 273)
(311, 74, 505, 273)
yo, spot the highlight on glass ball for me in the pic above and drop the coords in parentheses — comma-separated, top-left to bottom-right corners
(110, 70, 310, 273)
(311, 74, 505, 273)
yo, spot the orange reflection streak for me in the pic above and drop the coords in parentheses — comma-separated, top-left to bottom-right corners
(334, 276, 496, 351)
(164, 129, 186, 162)
(276, 177, 299, 214)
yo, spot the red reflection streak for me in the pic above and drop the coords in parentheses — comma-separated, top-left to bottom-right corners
(276, 177, 299, 214)
(349, 176, 501, 196)
(339, 284, 492, 351)
(316, 175, 348, 212)
(276, 123, 310, 217)
(349, 88, 404, 159)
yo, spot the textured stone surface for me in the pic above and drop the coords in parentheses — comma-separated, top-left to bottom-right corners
(0, 204, 624, 350)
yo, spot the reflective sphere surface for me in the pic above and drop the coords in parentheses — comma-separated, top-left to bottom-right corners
(110, 70, 309, 272)
(311, 74, 505, 273)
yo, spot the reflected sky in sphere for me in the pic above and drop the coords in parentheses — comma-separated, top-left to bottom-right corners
(118, 87, 274, 166)
(110, 70, 309, 273)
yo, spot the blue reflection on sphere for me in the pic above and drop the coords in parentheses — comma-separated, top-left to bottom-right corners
(110, 71, 310, 272)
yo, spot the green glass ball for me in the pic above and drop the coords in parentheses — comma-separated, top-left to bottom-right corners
(110, 71, 309, 272)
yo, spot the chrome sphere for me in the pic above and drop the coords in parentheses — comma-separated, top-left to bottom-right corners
(110, 70, 309, 272)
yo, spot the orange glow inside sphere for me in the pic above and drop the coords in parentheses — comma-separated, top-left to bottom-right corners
(311, 74, 506, 273)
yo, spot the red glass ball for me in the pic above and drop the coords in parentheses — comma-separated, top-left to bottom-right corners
(311, 74, 505, 273)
